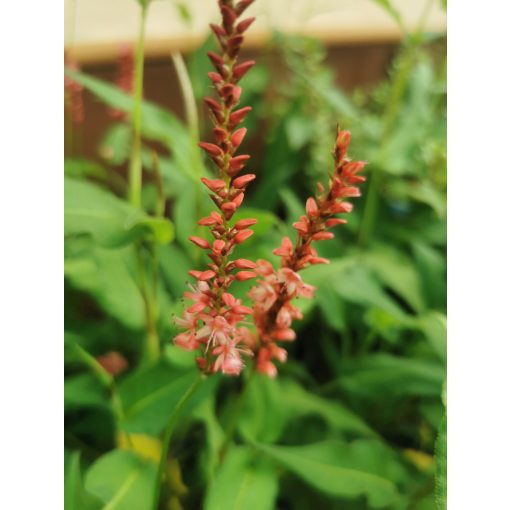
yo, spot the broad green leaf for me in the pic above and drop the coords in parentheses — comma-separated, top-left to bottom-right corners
(65, 177, 174, 247)
(256, 440, 404, 508)
(65, 159, 109, 181)
(435, 414, 447, 510)
(238, 374, 287, 443)
(65, 69, 205, 183)
(65, 451, 102, 510)
(205, 447, 278, 510)
(85, 450, 157, 510)
(118, 360, 210, 435)
(65, 244, 145, 330)
(64, 373, 110, 412)
(100, 123, 132, 165)
(280, 380, 376, 438)
(338, 354, 444, 398)
(361, 247, 425, 313)
(417, 312, 447, 362)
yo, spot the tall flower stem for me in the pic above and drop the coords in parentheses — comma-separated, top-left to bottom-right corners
(151, 374, 205, 510)
(128, 1, 148, 208)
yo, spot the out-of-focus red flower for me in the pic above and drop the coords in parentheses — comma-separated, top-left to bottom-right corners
(109, 44, 135, 120)
(96, 351, 128, 376)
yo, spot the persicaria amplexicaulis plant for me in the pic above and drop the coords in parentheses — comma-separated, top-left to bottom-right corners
(174, 0, 366, 378)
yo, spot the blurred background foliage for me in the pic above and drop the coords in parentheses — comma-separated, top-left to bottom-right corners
(64, 1, 446, 509)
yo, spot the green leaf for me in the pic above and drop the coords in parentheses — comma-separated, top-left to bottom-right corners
(256, 440, 404, 508)
(85, 450, 157, 510)
(338, 354, 444, 398)
(65, 244, 145, 330)
(65, 177, 174, 247)
(417, 312, 447, 362)
(65, 373, 110, 412)
(435, 414, 447, 510)
(205, 447, 278, 510)
(362, 247, 425, 313)
(280, 380, 376, 438)
(100, 123, 132, 165)
(65, 451, 102, 510)
(118, 361, 211, 435)
(65, 69, 205, 183)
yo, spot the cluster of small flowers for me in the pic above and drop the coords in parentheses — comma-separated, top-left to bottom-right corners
(249, 129, 366, 377)
(174, 0, 258, 376)
(109, 44, 135, 120)
(64, 57, 85, 125)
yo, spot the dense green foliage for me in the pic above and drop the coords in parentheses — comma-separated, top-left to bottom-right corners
(64, 15, 446, 510)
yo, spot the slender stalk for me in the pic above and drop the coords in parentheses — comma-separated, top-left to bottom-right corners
(152, 375, 205, 510)
(171, 51, 199, 141)
(129, 2, 148, 208)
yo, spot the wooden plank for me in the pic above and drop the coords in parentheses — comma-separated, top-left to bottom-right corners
(64, 0, 446, 64)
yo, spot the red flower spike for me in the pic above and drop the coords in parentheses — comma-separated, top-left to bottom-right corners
(174, 0, 258, 377)
(232, 173, 256, 188)
(189, 236, 211, 250)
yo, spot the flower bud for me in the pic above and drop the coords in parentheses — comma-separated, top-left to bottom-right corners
(189, 269, 216, 281)
(233, 229, 254, 244)
(189, 236, 211, 250)
(234, 218, 257, 229)
(232, 173, 255, 188)
(236, 17, 255, 34)
(229, 106, 252, 126)
(236, 271, 257, 281)
(305, 197, 319, 218)
(198, 141, 223, 158)
(232, 60, 256, 81)
(233, 259, 257, 269)
(201, 177, 226, 192)
(336, 130, 351, 160)
(312, 231, 334, 241)
(231, 127, 247, 149)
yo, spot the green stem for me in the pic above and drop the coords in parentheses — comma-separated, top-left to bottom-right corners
(152, 374, 204, 510)
(129, 2, 148, 208)
(137, 244, 160, 363)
